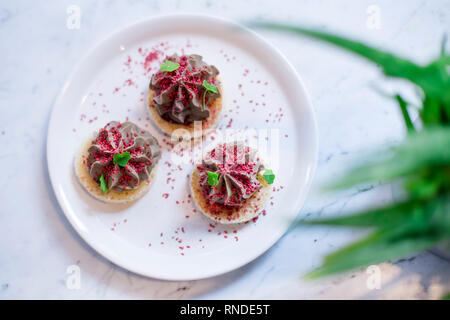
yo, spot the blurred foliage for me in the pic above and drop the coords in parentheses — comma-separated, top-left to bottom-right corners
(253, 23, 450, 278)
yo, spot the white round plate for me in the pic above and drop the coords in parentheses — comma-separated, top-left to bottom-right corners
(47, 14, 318, 280)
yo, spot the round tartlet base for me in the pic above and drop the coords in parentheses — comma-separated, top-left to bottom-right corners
(147, 84, 223, 139)
(74, 137, 158, 204)
(190, 165, 272, 225)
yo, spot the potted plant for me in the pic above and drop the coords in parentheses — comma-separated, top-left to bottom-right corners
(253, 23, 450, 278)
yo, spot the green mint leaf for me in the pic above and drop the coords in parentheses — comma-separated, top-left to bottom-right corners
(207, 171, 219, 186)
(113, 151, 131, 167)
(99, 174, 108, 194)
(263, 169, 275, 184)
(202, 80, 218, 110)
(160, 60, 180, 72)
(203, 80, 218, 93)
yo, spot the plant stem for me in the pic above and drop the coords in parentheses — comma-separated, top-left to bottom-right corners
(202, 90, 207, 110)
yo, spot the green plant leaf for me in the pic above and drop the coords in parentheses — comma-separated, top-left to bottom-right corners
(405, 170, 446, 199)
(303, 195, 450, 230)
(251, 23, 450, 123)
(160, 60, 180, 72)
(252, 23, 422, 82)
(442, 293, 450, 300)
(207, 171, 219, 186)
(327, 127, 450, 190)
(303, 197, 450, 278)
(99, 174, 108, 194)
(251, 21, 450, 279)
(305, 228, 445, 279)
(299, 200, 419, 229)
(113, 151, 131, 167)
(395, 94, 415, 133)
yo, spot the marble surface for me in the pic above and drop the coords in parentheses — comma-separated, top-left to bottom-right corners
(1, 0, 449, 299)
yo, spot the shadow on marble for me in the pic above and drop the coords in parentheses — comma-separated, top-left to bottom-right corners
(358, 255, 450, 300)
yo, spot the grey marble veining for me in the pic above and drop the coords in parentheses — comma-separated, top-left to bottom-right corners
(0, 0, 449, 299)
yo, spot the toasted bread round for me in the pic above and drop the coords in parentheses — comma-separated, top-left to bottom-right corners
(74, 137, 158, 204)
(147, 84, 223, 140)
(190, 144, 272, 224)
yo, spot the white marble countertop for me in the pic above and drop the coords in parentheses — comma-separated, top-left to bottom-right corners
(1, 0, 449, 299)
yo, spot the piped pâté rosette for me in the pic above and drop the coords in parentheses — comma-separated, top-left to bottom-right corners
(148, 54, 222, 138)
(75, 121, 161, 203)
(190, 142, 275, 224)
